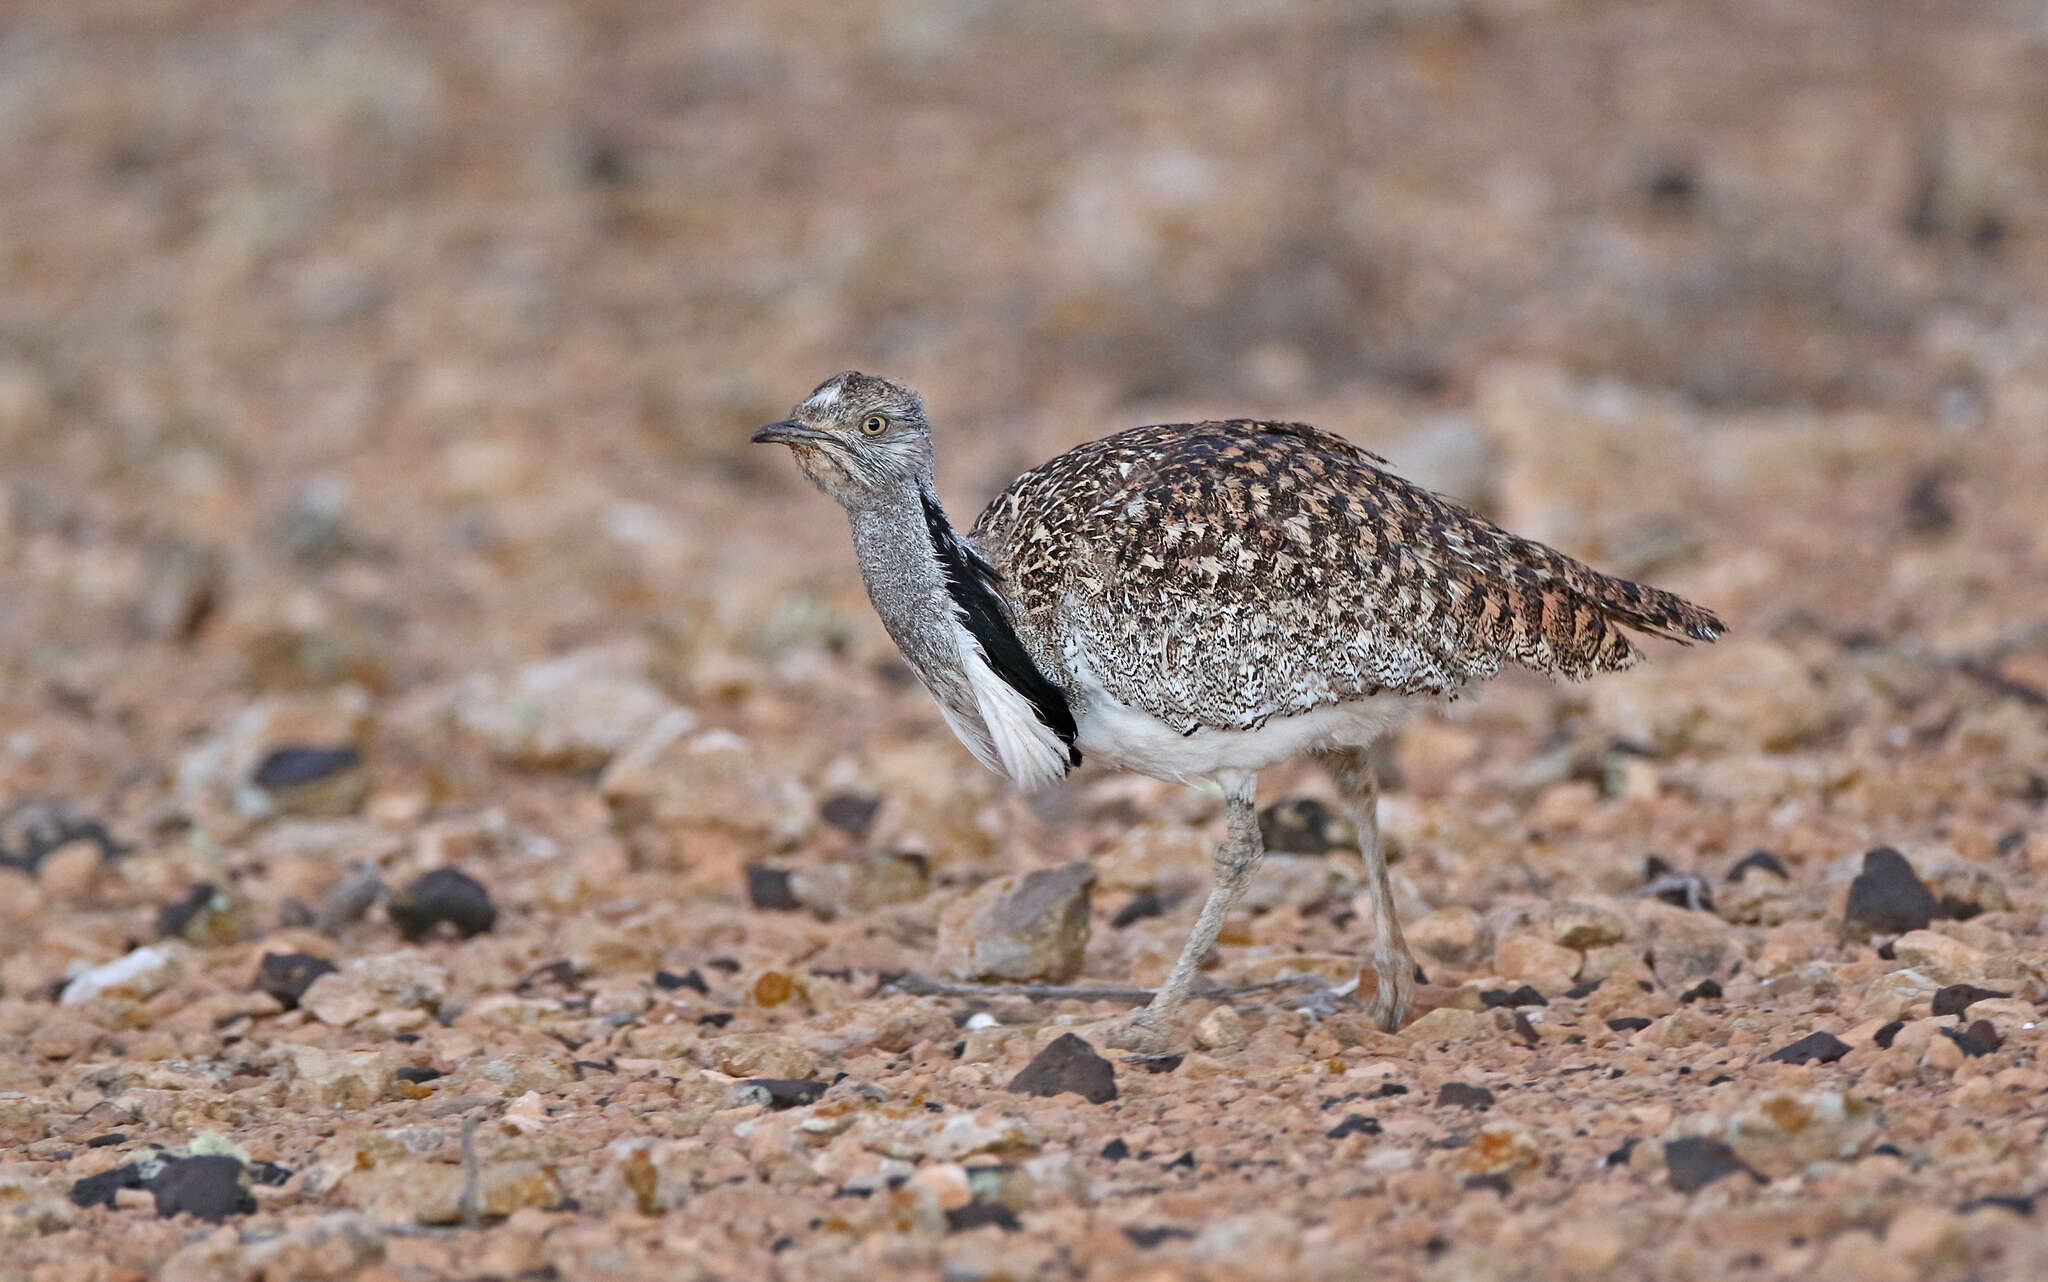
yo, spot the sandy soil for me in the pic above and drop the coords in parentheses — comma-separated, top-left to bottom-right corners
(3, 2, 2048, 1279)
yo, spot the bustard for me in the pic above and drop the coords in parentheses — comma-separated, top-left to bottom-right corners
(754, 371, 1723, 1052)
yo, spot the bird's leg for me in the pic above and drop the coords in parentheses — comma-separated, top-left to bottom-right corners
(1317, 746, 1415, 1030)
(1110, 773, 1263, 1056)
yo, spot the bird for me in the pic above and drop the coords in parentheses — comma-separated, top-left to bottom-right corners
(753, 371, 1723, 1052)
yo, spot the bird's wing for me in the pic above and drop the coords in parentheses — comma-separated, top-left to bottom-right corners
(971, 420, 1721, 734)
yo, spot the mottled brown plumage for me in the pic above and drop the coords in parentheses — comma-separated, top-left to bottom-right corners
(972, 419, 1722, 735)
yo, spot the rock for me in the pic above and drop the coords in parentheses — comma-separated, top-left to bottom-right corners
(788, 851, 931, 919)
(1942, 1020, 2001, 1057)
(1844, 847, 1938, 936)
(299, 953, 450, 1027)
(148, 1155, 255, 1221)
(818, 792, 882, 837)
(1007, 1033, 1116, 1104)
(1407, 906, 1493, 967)
(60, 945, 181, 1006)
(936, 863, 1094, 983)
(287, 1047, 390, 1109)
(1494, 933, 1580, 993)
(251, 952, 339, 1010)
(744, 865, 801, 910)
(70, 1162, 149, 1209)
(1399, 1007, 1491, 1043)
(252, 746, 368, 817)
(1765, 1031, 1851, 1065)
(1930, 984, 2009, 1016)
(175, 1213, 385, 1282)
(1457, 1123, 1541, 1176)
(1549, 1218, 1630, 1274)
(455, 646, 682, 771)
(1663, 1137, 1761, 1194)
(317, 864, 386, 933)
(1889, 930, 1986, 985)
(730, 1079, 830, 1110)
(27, 1014, 102, 1060)
(1436, 1082, 1494, 1110)
(1634, 902, 1739, 988)
(1589, 637, 1835, 754)
(1546, 901, 1628, 949)
(704, 1035, 817, 1080)
(1727, 850, 1790, 882)
(387, 868, 497, 940)
(156, 881, 258, 944)
(1860, 968, 1941, 1021)
(346, 1159, 563, 1224)
(1480, 984, 1547, 1008)
(1722, 1091, 1875, 1175)
(601, 719, 813, 858)
(71, 1154, 254, 1222)
(1326, 1114, 1382, 1139)
(1257, 798, 1355, 854)
(1193, 1005, 1247, 1051)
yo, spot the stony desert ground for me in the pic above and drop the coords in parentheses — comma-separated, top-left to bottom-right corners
(3, 2, 2048, 1279)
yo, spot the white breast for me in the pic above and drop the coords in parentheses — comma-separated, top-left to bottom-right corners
(1069, 662, 1415, 785)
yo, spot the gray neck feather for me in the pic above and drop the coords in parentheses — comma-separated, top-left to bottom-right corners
(844, 482, 981, 720)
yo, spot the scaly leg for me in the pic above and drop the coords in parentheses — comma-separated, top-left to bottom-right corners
(1316, 746, 1415, 1030)
(1110, 771, 1263, 1055)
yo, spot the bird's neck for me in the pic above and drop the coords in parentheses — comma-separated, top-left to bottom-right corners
(844, 482, 977, 688)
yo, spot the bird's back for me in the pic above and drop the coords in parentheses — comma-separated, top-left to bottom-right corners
(971, 419, 1722, 734)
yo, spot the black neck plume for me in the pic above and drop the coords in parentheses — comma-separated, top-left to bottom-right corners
(918, 490, 1080, 767)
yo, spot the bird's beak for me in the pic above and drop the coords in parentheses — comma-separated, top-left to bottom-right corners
(751, 419, 824, 446)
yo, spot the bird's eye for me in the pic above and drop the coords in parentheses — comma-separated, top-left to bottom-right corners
(861, 416, 887, 436)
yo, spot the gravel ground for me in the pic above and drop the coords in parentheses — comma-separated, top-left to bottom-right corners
(4, 3, 2048, 1280)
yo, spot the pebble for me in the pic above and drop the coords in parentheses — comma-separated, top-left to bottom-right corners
(1941, 1020, 2001, 1057)
(387, 867, 498, 940)
(1722, 1090, 1875, 1174)
(1494, 932, 1580, 993)
(1765, 1031, 1851, 1065)
(936, 863, 1095, 983)
(1400, 1007, 1492, 1043)
(287, 1047, 391, 1109)
(731, 1078, 830, 1110)
(251, 952, 339, 1010)
(1888, 930, 1986, 985)
(1663, 1137, 1762, 1194)
(1192, 1005, 1247, 1051)
(299, 953, 450, 1027)
(70, 1154, 255, 1222)
(1407, 906, 1494, 967)
(454, 647, 683, 771)
(1436, 1082, 1494, 1110)
(1545, 901, 1628, 949)
(1007, 1033, 1117, 1104)
(1727, 850, 1790, 882)
(1844, 847, 1938, 936)
(1257, 797, 1354, 854)
(147, 1155, 256, 1222)
(252, 746, 368, 817)
(60, 945, 181, 1007)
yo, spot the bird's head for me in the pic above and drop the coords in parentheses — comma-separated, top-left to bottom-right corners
(752, 371, 934, 507)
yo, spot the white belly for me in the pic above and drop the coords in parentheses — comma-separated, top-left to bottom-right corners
(1071, 676, 1416, 785)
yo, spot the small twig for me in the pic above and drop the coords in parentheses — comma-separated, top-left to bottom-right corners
(458, 1115, 481, 1230)
(885, 971, 1327, 1005)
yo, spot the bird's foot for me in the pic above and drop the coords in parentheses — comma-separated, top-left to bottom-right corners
(1362, 948, 1417, 1032)
(1104, 1006, 1178, 1060)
